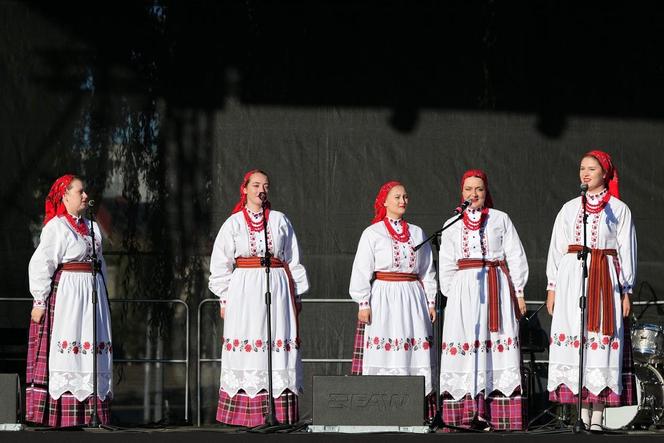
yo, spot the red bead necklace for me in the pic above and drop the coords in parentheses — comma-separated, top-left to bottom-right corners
(63, 213, 90, 237)
(383, 217, 410, 243)
(463, 208, 488, 231)
(584, 190, 610, 214)
(242, 206, 270, 232)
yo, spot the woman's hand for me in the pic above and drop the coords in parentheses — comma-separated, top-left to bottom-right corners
(358, 308, 371, 325)
(220, 307, 225, 319)
(517, 297, 527, 316)
(622, 293, 631, 318)
(31, 307, 45, 324)
(546, 290, 555, 315)
(429, 307, 437, 323)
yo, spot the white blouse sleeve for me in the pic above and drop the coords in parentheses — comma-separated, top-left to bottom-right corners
(28, 221, 67, 308)
(502, 214, 529, 296)
(416, 238, 437, 307)
(281, 216, 310, 299)
(349, 230, 374, 310)
(545, 207, 567, 291)
(616, 205, 637, 294)
(438, 227, 457, 297)
(209, 219, 236, 305)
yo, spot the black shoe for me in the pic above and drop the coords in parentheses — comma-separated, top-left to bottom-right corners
(472, 417, 492, 431)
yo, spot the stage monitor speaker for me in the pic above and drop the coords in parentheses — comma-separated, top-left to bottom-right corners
(312, 375, 424, 426)
(0, 373, 20, 424)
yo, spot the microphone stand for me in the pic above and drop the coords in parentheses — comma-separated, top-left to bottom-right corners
(260, 200, 279, 427)
(415, 212, 465, 431)
(525, 303, 571, 431)
(249, 198, 298, 433)
(88, 204, 101, 428)
(573, 188, 590, 434)
(525, 302, 546, 322)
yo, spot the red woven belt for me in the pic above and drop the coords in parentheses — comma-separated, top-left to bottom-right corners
(60, 262, 93, 273)
(567, 245, 618, 336)
(235, 257, 285, 268)
(374, 272, 419, 282)
(457, 258, 521, 332)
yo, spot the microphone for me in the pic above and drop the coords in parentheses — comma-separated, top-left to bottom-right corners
(579, 183, 588, 196)
(258, 192, 268, 207)
(453, 199, 472, 215)
(87, 199, 96, 208)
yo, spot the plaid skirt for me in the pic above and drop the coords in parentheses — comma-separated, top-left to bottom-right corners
(25, 269, 111, 427)
(351, 320, 436, 420)
(216, 389, 299, 427)
(441, 388, 525, 431)
(350, 321, 365, 376)
(549, 321, 637, 406)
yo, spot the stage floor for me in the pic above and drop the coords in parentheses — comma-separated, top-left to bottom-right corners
(2, 426, 664, 443)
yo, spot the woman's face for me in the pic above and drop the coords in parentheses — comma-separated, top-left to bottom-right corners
(579, 156, 605, 193)
(384, 185, 408, 219)
(243, 172, 269, 209)
(462, 176, 486, 210)
(63, 179, 88, 216)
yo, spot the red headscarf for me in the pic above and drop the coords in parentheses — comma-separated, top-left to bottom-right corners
(584, 150, 620, 199)
(460, 169, 494, 208)
(231, 169, 271, 214)
(371, 181, 404, 224)
(43, 174, 76, 226)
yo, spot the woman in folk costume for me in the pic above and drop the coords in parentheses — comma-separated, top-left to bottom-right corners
(546, 150, 637, 431)
(349, 181, 437, 419)
(26, 174, 113, 427)
(209, 169, 309, 427)
(438, 169, 528, 431)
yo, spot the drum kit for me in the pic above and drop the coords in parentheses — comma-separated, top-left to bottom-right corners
(603, 323, 664, 430)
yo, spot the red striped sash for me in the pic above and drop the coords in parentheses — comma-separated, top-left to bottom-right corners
(457, 258, 521, 332)
(59, 261, 93, 273)
(374, 272, 419, 282)
(567, 245, 618, 336)
(235, 257, 285, 268)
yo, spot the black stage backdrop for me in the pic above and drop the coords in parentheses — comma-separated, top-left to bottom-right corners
(1, 0, 663, 425)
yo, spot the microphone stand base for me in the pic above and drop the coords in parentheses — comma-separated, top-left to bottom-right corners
(249, 419, 305, 434)
(427, 411, 444, 430)
(264, 413, 280, 427)
(573, 419, 586, 434)
(82, 424, 119, 432)
(88, 412, 100, 428)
